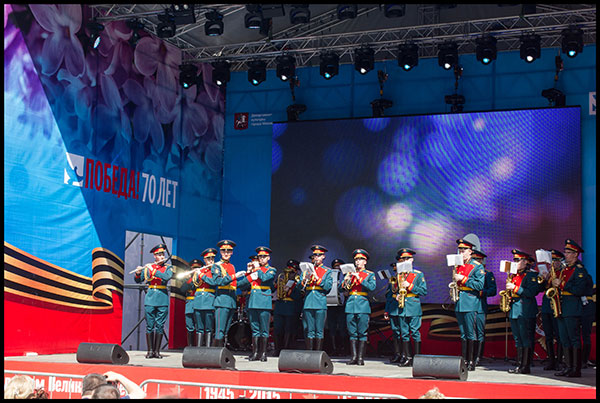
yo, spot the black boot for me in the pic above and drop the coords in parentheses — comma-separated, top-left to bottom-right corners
(476, 340, 484, 366)
(519, 347, 531, 374)
(205, 332, 213, 348)
(337, 335, 346, 356)
(315, 338, 324, 351)
(467, 340, 476, 371)
(543, 339, 557, 370)
(399, 341, 411, 367)
(186, 331, 194, 347)
(567, 347, 582, 377)
(197, 332, 205, 347)
(390, 338, 402, 363)
(347, 339, 358, 365)
(508, 347, 523, 373)
(329, 334, 337, 356)
(274, 333, 283, 357)
(555, 347, 572, 376)
(357, 340, 366, 366)
(556, 343, 565, 371)
(153, 332, 164, 359)
(249, 337, 259, 361)
(582, 344, 591, 369)
(213, 338, 224, 347)
(283, 332, 292, 351)
(461, 339, 468, 368)
(145, 332, 154, 359)
(259, 337, 268, 362)
(305, 338, 314, 351)
(529, 343, 535, 367)
(414, 341, 421, 357)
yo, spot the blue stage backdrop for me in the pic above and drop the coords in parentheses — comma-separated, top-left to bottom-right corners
(270, 107, 582, 304)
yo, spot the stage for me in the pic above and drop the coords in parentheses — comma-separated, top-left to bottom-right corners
(4, 350, 596, 399)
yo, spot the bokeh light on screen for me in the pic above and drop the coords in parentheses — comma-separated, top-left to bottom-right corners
(272, 140, 282, 173)
(270, 107, 582, 303)
(273, 123, 287, 139)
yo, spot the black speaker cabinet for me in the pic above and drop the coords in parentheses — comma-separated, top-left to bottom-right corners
(412, 354, 468, 381)
(278, 349, 333, 374)
(76, 343, 130, 365)
(182, 346, 235, 370)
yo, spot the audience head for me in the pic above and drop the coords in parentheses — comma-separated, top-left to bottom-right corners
(91, 384, 120, 399)
(81, 373, 107, 398)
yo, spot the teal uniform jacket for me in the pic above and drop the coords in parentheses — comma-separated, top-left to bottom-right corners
(479, 269, 497, 314)
(134, 263, 173, 306)
(508, 270, 541, 319)
(398, 269, 427, 317)
(180, 276, 195, 314)
(301, 264, 333, 310)
(274, 275, 302, 316)
(558, 261, 588, 317)
(192, 266, 220, 310)
(345, 269, 377, 314)
(244, 265, 277, 310)
(385, 282, 401, 316)
(454, 259, 485, 312)
(214, 261, 238, 308)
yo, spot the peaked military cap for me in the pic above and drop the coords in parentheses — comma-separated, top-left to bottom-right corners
(256, 246, 272, 255)
(190, 258, 203, 267)
(472, 249, 487, 259)
(286, 259, 300, 269)
(248, 255, 258, 260)
(150, 243, 167, 254)
(511, 249, 531, 260)
(310, 245, 328, 255)
(201, 248, 217, 258)
(550, 249, 565, 260)
(217, 239, 236, 250)
(352, 248, 370, 260)
(456, 238, 476, 249)
(397, 248, 416, 258)
(331, 258, 345, 267)
(565, 239, 584, 254)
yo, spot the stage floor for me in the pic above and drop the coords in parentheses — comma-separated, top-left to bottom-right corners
(5, 350, 596, 388)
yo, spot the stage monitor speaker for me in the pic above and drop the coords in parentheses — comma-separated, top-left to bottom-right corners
(182, 346, 235, 370)
(76, 343, 130, 365)
(278, 349, 333, 374)
(412, 354, 467, 381)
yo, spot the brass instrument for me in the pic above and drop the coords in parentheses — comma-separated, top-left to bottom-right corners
(449, 266, 459, 303)
(342, 271, 358, 290)
(276, 269, 297, 299)
(499, 274, 514, 313)
(397, 272, 408, 308)
(545, 262, 562, 318)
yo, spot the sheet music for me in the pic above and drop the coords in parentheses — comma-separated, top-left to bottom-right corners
(299, 262, 315, 275)
(535, 249, 552, 264)
(446, 254, 462, 266)
(500, 260, 518, 274)
(397, 261, 413, 272)
(377, 269, 391, 280)
(339, 263, 356, 274)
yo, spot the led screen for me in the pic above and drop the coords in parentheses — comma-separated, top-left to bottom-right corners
(270, 108, 582, 304)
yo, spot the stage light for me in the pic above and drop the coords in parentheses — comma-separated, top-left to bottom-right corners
(371, 98, 393, 117)
(520, 33, 540, 63)
(179, 64, 198, 89)
(247, 60, 266, 86)
(561, 25, 583, 58)
(87, 21, 104, 49)
(287, 103, 307, 122)
(126, 19, 144, 48)
(337, 4, 358, 20)
(541, 88, 566, 107)
(290, 5, 310, 24)
(245, 5, 263, 29)
(384, 4, 406, 18)
(354, 47, 374, 75)
(170, 4, 196, 24)
(204, 10, 224, 36)
(276, 55, 296, 82)
(475, 35, 497, 65)
(397, 43, 418, 71)
(438, 42, 458, 70)
(211, 60, 230, 87)
(157, 11, 176, 38)
(445, 94, 466, 113)
(319, 52, 339, 80)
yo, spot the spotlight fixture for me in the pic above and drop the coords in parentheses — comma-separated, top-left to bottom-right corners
(371, 98, 393, 117)
(438, 42, 458, 70)
(384, 4, 406, 18)
(475, 35, 497, 65)
(561, 25, 583, 58)
(287, 103, 307, 122)
(157, 11, 176, 38)
(444, 94, 466, 113)
(397, 43, 418, 71)
(354, 47, 374, 75)
(211, 60, 230, 87)
(290, 4, 310, 24)
(126, 19, 144, 48)
(179, 63, 198, 89)
(337, 4, 358, 20)
(520, 33, 541, 63)
(541, 88, 566, 107)
(170, 4, 196, 25)
(319, 52, 339, 80)
(247, 60, 266, 86)
(204, 10, 224, 36)
(87, 21, 104, 49)
(276, 54, 296, 82)
(245, 5, 263, 29)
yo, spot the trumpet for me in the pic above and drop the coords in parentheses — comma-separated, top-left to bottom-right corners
(499, 274, 514, 313)
(448, 266, 459, 303)
(176, 261, 221, 279)
(341, 271, 358, 290)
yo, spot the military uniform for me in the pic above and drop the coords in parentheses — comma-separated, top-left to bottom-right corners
(505, 249, 541, 374)
(581, 271, 595, 368)
(554, 239, 588, 378)
(472, 250, 497, 366)
(326, 259, 347, 357)
(213, 240, 238, 347)
(179, 263, 198, 347)
(192, 249, 220, 347)
(273, 259, 302, 356)
(540, 249, 564, 371)
(241, 247, 277, 362)
(453, 238, 485, 371)
(134, 243, 173, 359)
(301, 245, 333, 351)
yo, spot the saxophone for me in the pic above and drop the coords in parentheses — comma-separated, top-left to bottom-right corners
(545, 262, 562, 318)
(397, 272, 408, 308)
(448, 266, 459, 303)
(499, 274, 514, 313)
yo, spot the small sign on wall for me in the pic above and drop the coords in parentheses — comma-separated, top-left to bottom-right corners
(234, 113, 249, 130)
(590, 91, 596, 116)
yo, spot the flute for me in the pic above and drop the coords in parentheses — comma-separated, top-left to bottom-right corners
(176, 260, 222, 279)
